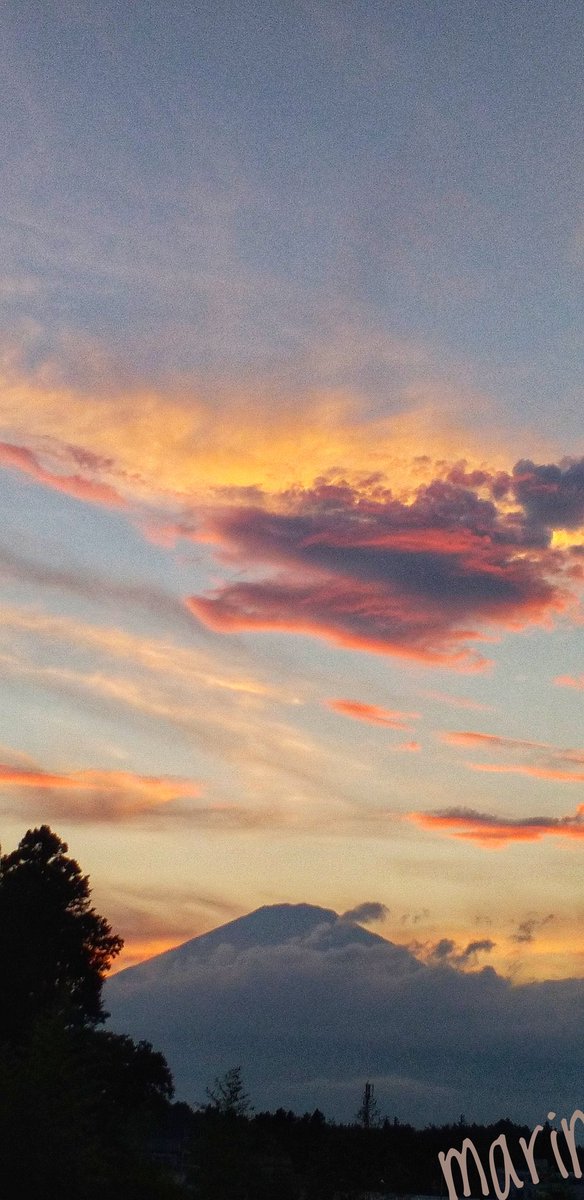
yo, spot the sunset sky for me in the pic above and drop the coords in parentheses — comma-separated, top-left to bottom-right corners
(1, 0, 583, 985)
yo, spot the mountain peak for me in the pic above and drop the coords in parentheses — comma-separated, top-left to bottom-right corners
(112, 901, 386, 983)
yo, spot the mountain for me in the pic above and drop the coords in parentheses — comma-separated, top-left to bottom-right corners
(105, 902, 584, 1127)
(110, 903, 388, 983)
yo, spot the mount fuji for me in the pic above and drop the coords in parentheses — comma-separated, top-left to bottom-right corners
(105, 902, 584, 1126)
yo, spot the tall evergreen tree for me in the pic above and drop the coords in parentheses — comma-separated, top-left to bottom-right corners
(0, 825, 123, 1040)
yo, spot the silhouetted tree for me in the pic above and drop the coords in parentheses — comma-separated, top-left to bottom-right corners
(0, 825, 123, 1040)
(0, 827, 184, 1198)
(205, 1065, 252, 1117)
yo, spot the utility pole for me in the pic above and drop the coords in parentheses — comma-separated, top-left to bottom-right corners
(357, 1080, 379, 1129)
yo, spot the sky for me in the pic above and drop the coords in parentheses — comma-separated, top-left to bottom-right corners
(1, 0, 584, 998)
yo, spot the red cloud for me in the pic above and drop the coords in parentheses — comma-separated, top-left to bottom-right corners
(326, 699, 420, 730)
(186, 475, 576, 669)
(409, 804, 584, 848)
(0, 441, 127, 508)
(187, 576, 488, 669)
(555, 675, 584, 690)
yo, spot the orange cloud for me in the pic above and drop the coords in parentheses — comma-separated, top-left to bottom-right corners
(0, 761, 202, 823)
(0, 355, 503, 506)
(409, 804, 584, 848)
(327, 699, 420, 730)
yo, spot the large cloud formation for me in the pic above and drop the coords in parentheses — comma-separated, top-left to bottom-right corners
(186, 464, 584, 669)
(1, 396, 583, 670)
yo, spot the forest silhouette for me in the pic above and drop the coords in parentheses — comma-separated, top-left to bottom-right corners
(0, 826, 576, 1200)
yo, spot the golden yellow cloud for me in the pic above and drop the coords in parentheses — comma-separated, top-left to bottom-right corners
(0, 359, 513, 507)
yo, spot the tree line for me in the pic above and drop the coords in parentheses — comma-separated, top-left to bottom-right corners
(0, 826, 577, 1199)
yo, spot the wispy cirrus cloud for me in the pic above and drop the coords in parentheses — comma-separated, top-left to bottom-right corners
(326, 698, 420, 730)
(409, 804, 584, 848)
(0, 544, 195, 631)
(415, 688, 493, 712)
(0, 606, 409, 828)
(0, 750, 316, 832)
(0, 760, 202, 823)
(0, 351, 481, 508)
(439, 728, 584, 783)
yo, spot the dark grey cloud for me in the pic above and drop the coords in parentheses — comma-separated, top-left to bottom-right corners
(341, 901, 389, 924)
(511, 914, 555, 945)
(425, 937, 496, 967)
(512, 458, 584, 531)
(186, 466, 579, 668)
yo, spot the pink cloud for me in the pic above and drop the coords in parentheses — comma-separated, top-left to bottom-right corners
(0, 441, 127, 508)
(326, 698, 420, 730)
(186, 474, 576, 668)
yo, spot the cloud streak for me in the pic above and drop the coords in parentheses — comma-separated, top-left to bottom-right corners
(0, 440, 127, 508)
(327, 698, 420, 730)
(440, 730, 548, 751)
(409, 804, 584, 848)
(0, 760, 203, 823)
(439, 728, 584, 783)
